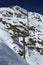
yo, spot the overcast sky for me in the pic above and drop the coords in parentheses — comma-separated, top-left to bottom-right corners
(0, 0, 43, 15)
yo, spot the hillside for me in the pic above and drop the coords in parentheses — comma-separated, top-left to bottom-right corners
(0, 5, 43, 65)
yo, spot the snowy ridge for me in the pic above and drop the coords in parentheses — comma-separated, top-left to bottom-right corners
(0, 5, 43, 65)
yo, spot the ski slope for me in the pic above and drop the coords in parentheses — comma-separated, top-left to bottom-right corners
(0, 39, 29, 65)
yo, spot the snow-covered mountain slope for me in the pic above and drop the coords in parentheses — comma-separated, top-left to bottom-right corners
(0, 39, 29, 65)
(0, 5, 43, 65)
